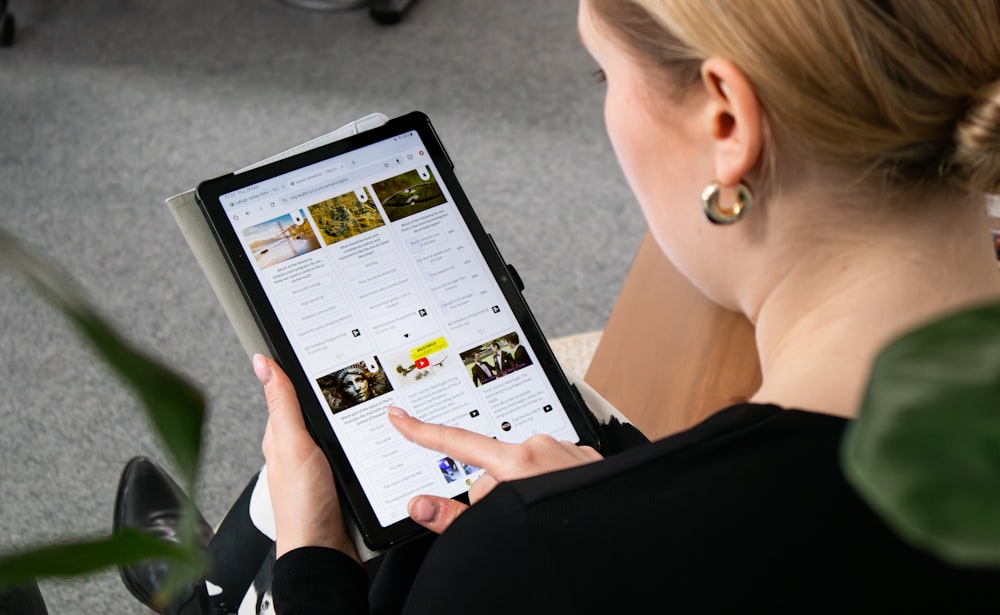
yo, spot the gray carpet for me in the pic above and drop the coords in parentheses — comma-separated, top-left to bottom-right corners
(0, 0, 645, 611)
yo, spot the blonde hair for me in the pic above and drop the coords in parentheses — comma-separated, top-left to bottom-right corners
(589, 0, 1000, 195)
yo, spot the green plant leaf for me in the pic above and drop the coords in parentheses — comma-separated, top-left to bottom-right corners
(0, 228, 209, 603)
(0, 529, 201, 587)
(0, 228, 204, 487)
(842, 300, 1000, 567)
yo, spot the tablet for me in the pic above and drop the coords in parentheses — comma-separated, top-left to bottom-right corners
(196, 111, 601, 550)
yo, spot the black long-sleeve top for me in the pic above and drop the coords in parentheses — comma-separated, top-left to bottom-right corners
(272, 403, 1000, 613)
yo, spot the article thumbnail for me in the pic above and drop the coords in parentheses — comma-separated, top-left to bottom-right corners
(371, 167, 447, 222)
(438, 456, 461, 483)
(436, 457, 480, 484)
(316, 356, 393, 414)
(384, 336, 451, 390)
(308, 187, 385, 246)
(459, 332, 532, 388)
(242, 209, 321, 269)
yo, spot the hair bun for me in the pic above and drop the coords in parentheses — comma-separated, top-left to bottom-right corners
(954, 79, 1000, 195)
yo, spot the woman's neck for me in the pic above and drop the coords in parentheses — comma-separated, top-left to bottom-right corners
(748, 190, 1000, 418)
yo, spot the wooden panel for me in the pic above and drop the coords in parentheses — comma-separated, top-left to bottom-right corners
(585, 232, 762, 440)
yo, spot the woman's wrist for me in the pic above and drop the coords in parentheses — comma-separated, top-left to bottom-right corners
(276, 527, 360, 564)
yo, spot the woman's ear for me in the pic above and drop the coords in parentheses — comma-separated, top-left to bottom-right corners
(699, 57, 763, 187)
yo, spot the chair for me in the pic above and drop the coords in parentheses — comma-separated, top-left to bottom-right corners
(1, 0, 15, 47)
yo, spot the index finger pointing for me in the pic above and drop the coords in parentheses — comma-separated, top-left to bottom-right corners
(388, 406, 510, 470)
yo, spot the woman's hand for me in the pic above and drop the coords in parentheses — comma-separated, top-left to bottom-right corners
(255, 354, 360, 564)
(388, 406, 602, 535)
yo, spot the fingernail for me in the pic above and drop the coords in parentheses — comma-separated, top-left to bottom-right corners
(388, 406, 409, 419)
(253, 354, 272, 386)
(409, 497, 438, 523)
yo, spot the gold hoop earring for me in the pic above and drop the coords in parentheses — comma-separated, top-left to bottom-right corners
(701, 181, 752, 225)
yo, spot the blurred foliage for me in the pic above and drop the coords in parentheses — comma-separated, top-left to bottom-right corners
(843, 300, 1000, 567)
(0, 228, 208, 605)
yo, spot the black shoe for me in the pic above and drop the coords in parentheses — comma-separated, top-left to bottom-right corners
(369, 0, 420, 24)
(113, 456, 214, 614)
(0, 580, 48, 615)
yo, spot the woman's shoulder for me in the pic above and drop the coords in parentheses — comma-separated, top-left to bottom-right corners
(581, 402, 849, 484)
(415, 403, 998, 611)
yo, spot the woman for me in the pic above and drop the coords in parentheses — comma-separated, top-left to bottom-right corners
(124, 0, 1000, 612)
(259, 1, 1000, 611)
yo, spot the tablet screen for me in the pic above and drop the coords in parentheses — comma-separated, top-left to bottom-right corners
(208, 121, 585, 530)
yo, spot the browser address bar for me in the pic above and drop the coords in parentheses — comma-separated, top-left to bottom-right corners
(287, 176, 352, 202)
(282, 150, 423, 204)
